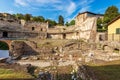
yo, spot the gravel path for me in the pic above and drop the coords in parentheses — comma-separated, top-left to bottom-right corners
(17, 60, 75, 67)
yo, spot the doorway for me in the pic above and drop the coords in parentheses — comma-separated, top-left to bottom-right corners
(2, 31, 8, 38)
(63, 34, 66, 39)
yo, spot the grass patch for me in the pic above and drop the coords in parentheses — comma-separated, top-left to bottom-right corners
(0, 68, 33, 79)
(86, 60, 120, 80)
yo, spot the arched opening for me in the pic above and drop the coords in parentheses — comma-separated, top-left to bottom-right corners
(113, 48, 119, 53)
(2, 31, 8, 38)
(63, 34, 66, 39)
(32, 27, 35, 31)
(0, 41, 9, 58)
(99, 35, 103, 41)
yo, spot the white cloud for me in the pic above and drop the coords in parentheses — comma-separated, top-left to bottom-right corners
(13, 0, 94, 21)
(66, 2, 76, 15)
(79, 6, 90, 12)
(15, 0, 28, 6)
(36, 0, 61, 4)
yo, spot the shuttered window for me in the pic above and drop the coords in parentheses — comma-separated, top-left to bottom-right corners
(116, 28, 120, 34)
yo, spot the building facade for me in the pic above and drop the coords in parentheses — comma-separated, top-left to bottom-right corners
(0, 13, 48, 39)
(108, 16, 120, 41)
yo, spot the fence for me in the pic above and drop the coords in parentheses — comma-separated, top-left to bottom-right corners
(108, 34, 120, 41)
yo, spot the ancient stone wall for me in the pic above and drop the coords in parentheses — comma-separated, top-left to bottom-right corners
(96, 32, 107, 42)
(24, 22, 48, 32)
(47, 33, 63, 39)
(75, 12, 103, 42)
(0, 30, 39, 39)
(10, 41, 38, 58)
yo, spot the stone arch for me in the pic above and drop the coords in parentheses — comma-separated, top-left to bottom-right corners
(0, 40, 12, 50)
(0, 41, 9, 50)
(102, 45, 112, 51)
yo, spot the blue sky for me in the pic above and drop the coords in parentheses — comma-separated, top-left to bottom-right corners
(0, 0, 120, 22)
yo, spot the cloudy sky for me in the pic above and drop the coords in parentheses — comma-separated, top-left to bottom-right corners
(0, 0, 120, 22)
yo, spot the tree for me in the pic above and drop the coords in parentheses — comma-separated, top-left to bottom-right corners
(24, 14, 32, 21)
(46, 19, 57, 28)
(97, 18, 104, 32)
(65, 22, 69, 26)
(38, 16, 45, 22)
(69, 20, 75, 25)
(65, 20, 75, 26)
(97, 6, 120, 32)
(103, 6, 119, 24)
(58, 15, 64, 25)
(14, 13, 24, 20)
(32, 16, 45, 22)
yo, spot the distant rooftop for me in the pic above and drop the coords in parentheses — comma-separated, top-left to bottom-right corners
(76, 11, 104, 17)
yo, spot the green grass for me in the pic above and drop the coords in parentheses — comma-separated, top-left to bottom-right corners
(86, 60, 120, 80)
(0, 68, 33, 79)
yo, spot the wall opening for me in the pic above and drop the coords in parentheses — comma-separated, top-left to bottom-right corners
(63, 34, 66, 39)
(76, 32, 79, 36)
(41, 28, 43, 31)
(0, 41, 9, 58)
(32, 27, 35, 31)
(2, 31, 8, 38)
(99, 35, 103, 41)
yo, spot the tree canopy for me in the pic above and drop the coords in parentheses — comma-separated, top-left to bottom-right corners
(65, 20, 75, 26)
(97, 6, 120, 32)
(32, 16, 45, 22)
(58, 15, 64, 26)
(103, 6, 119, 24)
(46, 19, 57, 28)
(24, 14, 32, 21)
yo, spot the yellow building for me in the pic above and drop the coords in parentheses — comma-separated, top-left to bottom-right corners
(108, 16, 120, 41)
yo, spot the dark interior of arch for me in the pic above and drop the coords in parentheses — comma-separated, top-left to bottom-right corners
(0, 41, 9, 50)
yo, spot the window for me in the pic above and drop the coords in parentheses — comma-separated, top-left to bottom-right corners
(32, 27, 35, 31)
(3, 31, 8, 38)
(116, 28, 120, 34)
(41, 28, 43, 31)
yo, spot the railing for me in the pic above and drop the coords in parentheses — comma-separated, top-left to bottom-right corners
(108, 34, 120, 41)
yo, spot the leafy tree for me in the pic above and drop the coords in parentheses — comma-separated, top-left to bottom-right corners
(65, 20, 75, 26)
(69, 20, 75, 25)
(38, 16, 45, 22)
(24, 14, 32, 21)
(32, 16, 45, 22)
(97, 18, 103, 29)
(97, 6, 120, 32)
(97, 18, 104, 32)
(58, 15, 64, 25)
(65, 22, 69, 26)
(14, 13, 24, 20)
(103, 6, 119, 24)
(46, 19, 57, 27)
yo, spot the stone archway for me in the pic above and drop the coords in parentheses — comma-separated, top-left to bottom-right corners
(0, 41, 10, 58)
(0, 41, 9, 50)
(0, 40, 11, 49)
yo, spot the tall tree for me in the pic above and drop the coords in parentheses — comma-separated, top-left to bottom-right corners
(69, 20, 75, 25)
(58, 15, 64, 26)
(38, 16, 45, 22)
(97, 6, 120, 32)
(65, 20, 75, 26)
(32, 16, 45, 22)
(65, 22, 69, 26)
(103, 6, 119, 24)
(46, 19, 57, 28)
(14, 13, 24, 20)
(24, 14, 32, 21)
